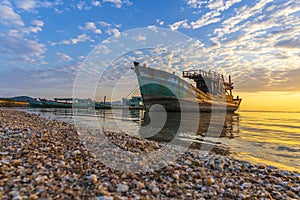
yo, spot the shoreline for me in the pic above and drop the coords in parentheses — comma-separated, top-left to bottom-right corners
(0, 108, 299, 199)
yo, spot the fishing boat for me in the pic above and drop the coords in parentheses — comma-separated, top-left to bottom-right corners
(28, 99, 44, 108)
(132, 61, 241, 112)
(95, 95, 111, 109)
(95, 102, 111, 109)
(29, 98, 94, 109)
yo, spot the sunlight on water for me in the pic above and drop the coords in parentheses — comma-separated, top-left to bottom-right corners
(231, 111, 300, 172)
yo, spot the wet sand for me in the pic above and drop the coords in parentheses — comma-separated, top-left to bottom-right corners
(0, 108, 299, 199)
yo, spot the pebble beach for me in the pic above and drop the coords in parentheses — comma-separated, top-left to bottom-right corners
(0, 108, 299, 199)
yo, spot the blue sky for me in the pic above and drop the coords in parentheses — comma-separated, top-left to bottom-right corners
(0, 0, 300, 102)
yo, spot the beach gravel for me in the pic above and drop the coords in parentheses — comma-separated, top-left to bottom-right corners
(0, 108, 299, 199)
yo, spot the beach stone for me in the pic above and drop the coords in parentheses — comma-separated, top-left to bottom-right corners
(173, 173, 179, 180)
(258, 164, 266, 169)
(152, 187, 159, 195)
(0, 152, 9, 156)
(96, 196, 113, 200)
(226, 182, 234, 188)
(29, 194, 38, 200)
(148, 181, 156, 190)
(241, 182, 252, 189)
(136, 181, 145, 189)
(286, 190, 296, 198)
(116, 184, 129, 193)
(140, 189, 147, 195)
(1, 109, 300, 200)
(87, 174, 97, 184)
(223, 188, 236, 198)
(206, 177, 215, 185)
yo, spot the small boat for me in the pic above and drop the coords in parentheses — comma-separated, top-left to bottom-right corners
(29, 98, 94, 109)
(95, 95, 111, 109)
(95, 102, 111, 109)
(132, 61, 241, 112)
(122, 96, 143, 109)
(28, 99, 44, 108)
(40, 98, 72, 108)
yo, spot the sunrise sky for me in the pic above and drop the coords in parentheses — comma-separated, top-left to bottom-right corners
(0, 0, 299, 111)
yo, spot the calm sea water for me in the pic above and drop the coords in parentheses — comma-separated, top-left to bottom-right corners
(24, 108, 300, 172)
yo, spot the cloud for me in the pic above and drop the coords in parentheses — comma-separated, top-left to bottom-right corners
(106, 28, 120, 36)
(70, 34, 94, 44)
(76, 1, 93, 10)
(28, 19, 44, 33)
(103, 0, 132, 8)
(0, 34, 46, 63)
(274, 39, 300, 49)
(184, 0, 242, 29)
(202, 0, 300, 94)
(79, 22, 102, 34)
(14, 0, 62, 11)
(56, 34, 94, 45)
(133, 34, 146, 42)
(31, 19, 44, 27)
(147, 25, 158, 32)
(56, 52, 73, 61)
(0, 63, 81, 92)
(99, 21, 112, 27)
(190, 11, 221, 29)
(0, 0, 24, 27)
(207, 0, 242, 12)
(14, 0, 37, 11)
(186, 0, 206, 9)
(92, 1, 101, 6)
(156, 19, 164, 26)
(169, 19, 191, 31)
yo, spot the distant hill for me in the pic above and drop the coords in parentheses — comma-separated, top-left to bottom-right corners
(0, 96, 34, 102)
(12, 96, 34, 102)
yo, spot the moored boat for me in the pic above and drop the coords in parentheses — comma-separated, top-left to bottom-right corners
(132, 61, 241, 112)
(95, 102, 111, 109)
(28, 99, 44, 108)
(29, 98, 94, 109)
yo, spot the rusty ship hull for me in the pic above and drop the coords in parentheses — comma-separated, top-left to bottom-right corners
(132, 62, 241, 113)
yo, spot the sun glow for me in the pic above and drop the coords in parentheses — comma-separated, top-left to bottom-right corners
(237, 91, 300, 112)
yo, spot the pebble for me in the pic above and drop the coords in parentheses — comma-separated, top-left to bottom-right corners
(116, 184, 129, 193)
(152, 187, 159, 195)
(286, 190, 296, 198)
(141, 189, 148, 195)
(206, 177, 215, 185)
(0, 109, 299, 199)
(136, 181, 145, 189)
(87, 174, 98, 184)
(241, 182, 252, 189)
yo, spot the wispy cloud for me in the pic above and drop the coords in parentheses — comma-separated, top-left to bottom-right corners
(186, 0, 206, 9)
(0, 36, 46, 63)
(190, 10, 221, 29)
(102, 0, 132, 8)
(169, 19, 190, 31)
(14, 0, 63, 12)
(54, 34, 94, 45)
(79, 22, 102, 34)
(0, 0, 24, 27)
(0, 62, 81, 92)
(106, 28, 120, 36)
(182, 0, 242, 29)
(56, 52, 73, 61)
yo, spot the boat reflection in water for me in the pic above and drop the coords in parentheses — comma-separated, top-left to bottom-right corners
(138, 110, 240, 155)
(26, 107, 239, 156)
